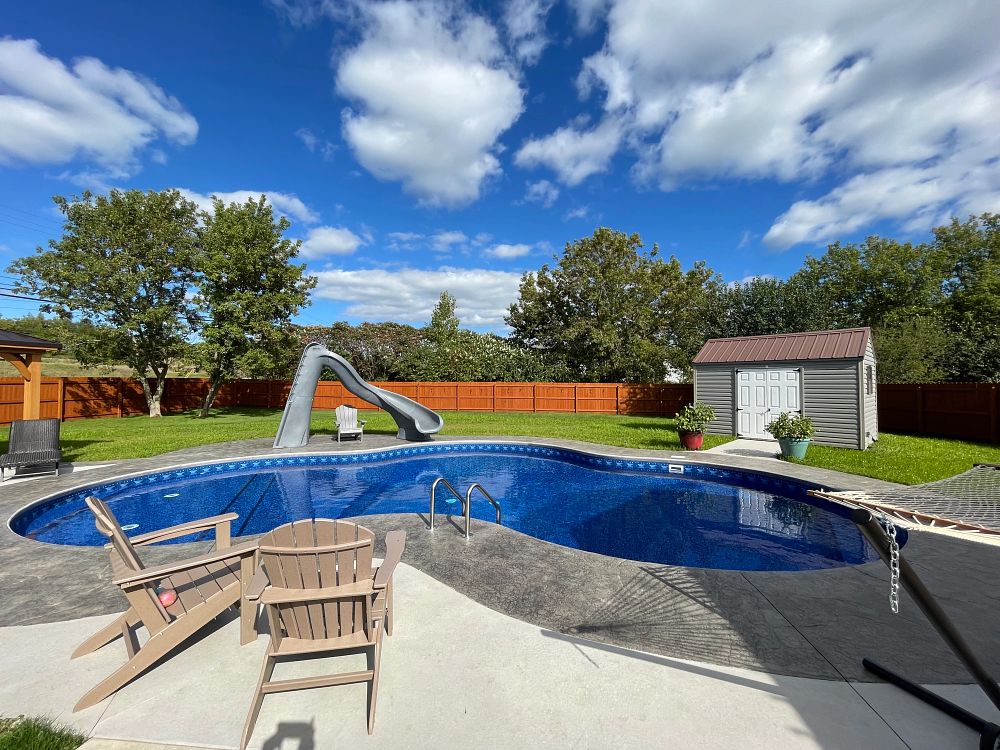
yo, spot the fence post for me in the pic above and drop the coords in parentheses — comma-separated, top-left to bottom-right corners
(116, 378, 123, 418)
(916, 385, 925, 435)
(990, 384, 999, 444)
(532, 383, 536, 412)
(455, 382, 460, 411)
(57, 377, 65, 422)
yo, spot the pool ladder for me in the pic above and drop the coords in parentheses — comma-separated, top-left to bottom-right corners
(429, 477, 502, 540)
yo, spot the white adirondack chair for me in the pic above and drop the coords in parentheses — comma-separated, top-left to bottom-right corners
(335, 404, 366, 442)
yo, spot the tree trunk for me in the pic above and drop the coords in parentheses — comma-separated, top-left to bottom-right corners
(140, 369, 167, 417)
(199, 378, 223, 418)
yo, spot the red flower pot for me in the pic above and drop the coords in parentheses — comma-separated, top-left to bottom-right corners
(678, 430, 704, 450)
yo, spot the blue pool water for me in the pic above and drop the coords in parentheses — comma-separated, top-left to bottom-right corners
(10, 443, 882, 571)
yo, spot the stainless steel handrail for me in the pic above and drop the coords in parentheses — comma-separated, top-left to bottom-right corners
(429, 477, 503, 540)
(464, 483, 502, 540)
(429, 476, 465, 532)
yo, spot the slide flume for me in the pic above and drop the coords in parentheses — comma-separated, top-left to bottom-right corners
(273, 343, 444, 447)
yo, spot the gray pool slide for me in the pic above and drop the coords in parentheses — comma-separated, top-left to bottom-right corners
(273, 342, 444, 447)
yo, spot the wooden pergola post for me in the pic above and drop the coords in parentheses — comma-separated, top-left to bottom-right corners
(0, 330, 63, 422)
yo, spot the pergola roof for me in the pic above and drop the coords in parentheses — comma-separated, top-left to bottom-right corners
(0, 328, 63, 352)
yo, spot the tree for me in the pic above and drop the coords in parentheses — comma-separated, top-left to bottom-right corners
(193, 196, 316, 416)
(788, 236, 941, 329)
(872, 313, 950, 383)
(712, 277, 834, 339)
(426, 291, 460, 346)
(506, 228, 720, 382)
(8, 190, 199, 416)
(931, 214, 1000, 381)
(300, 321, 425, 381)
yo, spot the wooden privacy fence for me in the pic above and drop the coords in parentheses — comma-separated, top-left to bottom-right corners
(0, 377, 696, 426)
(876, 383, 1000, 444)
(3, 377, 998, 443)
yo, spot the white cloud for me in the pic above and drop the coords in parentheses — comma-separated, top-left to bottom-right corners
(175, 188, 320, 225)
(295, 127, 336, 160)
(550, 0, 1000, 245)
(524, 179, 559, 207)
(312, 266, 522, 327)
(503, 0, 554, 65)
(431, 230, 468, 252)
(566, 0, 610, 33)
(764, 151, 1000, 248)
(484, 243, 533, 258)
(0, 38, 196, 175)
(728, 274, 775, 288)
(385, 229, 473, 253)
(563, 205, 590, 221)
(515, 118, 621, 186)
(335, 1, 524, 206)
(299, 226, 365, 259)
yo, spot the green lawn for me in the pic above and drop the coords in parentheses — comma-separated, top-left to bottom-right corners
(3, 408, 996, 485)
(0, 408, 732, 463)
(788, 432, 1000, 485)
(0, 717, 84, 750)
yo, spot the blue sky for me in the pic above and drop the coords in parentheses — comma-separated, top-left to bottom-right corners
(1, 0, 998, 330)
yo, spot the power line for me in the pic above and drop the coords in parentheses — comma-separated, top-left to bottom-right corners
(0, 204, 64, 230)
(0, 291, 52, 303)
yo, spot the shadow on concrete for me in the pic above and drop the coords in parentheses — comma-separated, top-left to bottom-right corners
(262, 720, 315, 750)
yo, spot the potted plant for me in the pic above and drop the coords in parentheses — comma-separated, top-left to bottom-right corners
(676, 401, 716, 450)
(765, 412, 815, 459)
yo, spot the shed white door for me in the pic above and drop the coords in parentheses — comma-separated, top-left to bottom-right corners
(736, 369, 801, 439)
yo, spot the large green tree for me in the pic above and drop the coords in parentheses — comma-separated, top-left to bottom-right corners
(300, 321, 424, 381)
(712, 277, 834, 338)
(193, 196, 316, 416)
(931, 214, 1000, 381)
(8, 189, 199, 416)
(788, 236, 941, 329)
(506, 227, 720, 382)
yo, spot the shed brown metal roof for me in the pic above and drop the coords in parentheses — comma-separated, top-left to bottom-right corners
(692, 328, 870, 365)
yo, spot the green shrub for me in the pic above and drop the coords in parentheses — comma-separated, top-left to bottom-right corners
(765, 412, 815, 440)
(676, 401, 716, 433)
(0, 716, 85, 750)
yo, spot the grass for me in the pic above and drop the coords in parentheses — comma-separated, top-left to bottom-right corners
(2, 407, 996, 484)
(787, 432, 1000, 485)
(0, 408, 732, 463)
(0, 717, 85, 750)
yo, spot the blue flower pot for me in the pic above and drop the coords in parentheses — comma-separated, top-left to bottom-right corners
(778, 438, 810, 460)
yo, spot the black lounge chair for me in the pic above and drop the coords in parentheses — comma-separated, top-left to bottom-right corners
(1, 418, 61, 482)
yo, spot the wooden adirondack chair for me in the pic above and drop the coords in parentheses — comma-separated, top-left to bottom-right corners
(241, 519, 405, 748)
(335, 404, 366, 442)
(72, 496, 258, 712)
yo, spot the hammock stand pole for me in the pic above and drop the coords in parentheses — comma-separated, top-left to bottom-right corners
(851, 507, 1000, 749)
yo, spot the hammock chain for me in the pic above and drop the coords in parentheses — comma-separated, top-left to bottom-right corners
(876, 510, 900, 614)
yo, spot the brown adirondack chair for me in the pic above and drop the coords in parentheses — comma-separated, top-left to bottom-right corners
(72, 496, 258, 712)
(240, 519, 405, 749)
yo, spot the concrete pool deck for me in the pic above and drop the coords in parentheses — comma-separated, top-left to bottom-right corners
(2, 433, 999, 747)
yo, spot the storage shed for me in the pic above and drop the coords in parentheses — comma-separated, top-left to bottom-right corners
(692, 328, 877, 449)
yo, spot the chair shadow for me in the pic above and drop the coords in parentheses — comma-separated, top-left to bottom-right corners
(261, 720, 315, 750)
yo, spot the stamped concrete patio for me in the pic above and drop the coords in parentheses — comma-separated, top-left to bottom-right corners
(1, 433, 999, 748)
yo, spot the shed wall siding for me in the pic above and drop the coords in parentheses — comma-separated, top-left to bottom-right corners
(862, 339, 878, 445)
(692, 365, 733, 435)
(801, 360, 861, 449)
(696, 358, 863, 448)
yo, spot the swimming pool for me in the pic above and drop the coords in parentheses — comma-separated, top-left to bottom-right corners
(10, 442, 882, 571)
